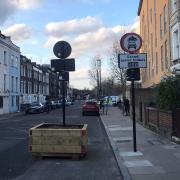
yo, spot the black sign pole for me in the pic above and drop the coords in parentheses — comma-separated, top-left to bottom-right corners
(131, 79, 137, 152)
(62, 71, 66, 126)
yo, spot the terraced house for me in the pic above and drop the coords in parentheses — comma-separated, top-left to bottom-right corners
(0, 31, 20, 114)
(138, 0, 171, 88)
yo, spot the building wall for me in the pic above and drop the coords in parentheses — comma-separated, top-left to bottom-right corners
(20, 57, 51, 105)
(0, 33, 20, 114)
(138, 0, 171, 88)
(170, 0, 180, 64)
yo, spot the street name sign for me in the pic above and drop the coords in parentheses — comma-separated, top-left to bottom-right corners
(118, 53, 147, 69)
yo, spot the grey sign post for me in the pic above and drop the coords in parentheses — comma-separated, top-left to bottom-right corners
(51, 41, 75, 126)
(120, 33, 145, 152)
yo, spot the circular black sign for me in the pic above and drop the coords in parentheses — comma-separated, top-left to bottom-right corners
(53, 41, 72, 59)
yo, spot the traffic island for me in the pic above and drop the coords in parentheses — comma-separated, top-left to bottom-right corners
(29, 123, 88, 158)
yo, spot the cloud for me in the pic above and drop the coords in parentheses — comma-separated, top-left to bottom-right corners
(44, 16, 139, 58)
(57, 0, 110, 4)
(45, 16, 103, 37)
(70, 65, 109, 89)
(2, 24, 33, 43)
(13, 0, 42, 10)
(44, 16, 127, 58)
(130, 18, 140, 34)
(70, 68, 91, 89)
(0, 0, 42, 24)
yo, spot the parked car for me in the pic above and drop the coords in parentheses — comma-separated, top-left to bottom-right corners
(82, 100, 100, 116)
(49, 101, 56, 109)
(20, 103, 31, 111)
(54, 100, 62, 108)
(25, 102, 45, 114)
(66, 99, 73, 106)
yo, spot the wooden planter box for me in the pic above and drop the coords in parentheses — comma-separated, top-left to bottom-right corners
(29, 123, 88, 157)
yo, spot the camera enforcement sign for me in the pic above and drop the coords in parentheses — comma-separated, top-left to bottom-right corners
(118, 53, 147, 69)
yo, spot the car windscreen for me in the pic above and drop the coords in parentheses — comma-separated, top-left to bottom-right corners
(86, 102, 97, 105)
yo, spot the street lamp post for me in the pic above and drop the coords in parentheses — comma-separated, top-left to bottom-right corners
(96, 59, 101, 100)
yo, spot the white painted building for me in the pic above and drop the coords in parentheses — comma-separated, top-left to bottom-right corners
(0, 32, 20, 114)
(170, 0, 180, 72)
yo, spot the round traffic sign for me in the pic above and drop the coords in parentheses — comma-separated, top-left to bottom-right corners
(53, 41, 72, 59)
(120, 33, 142, 54)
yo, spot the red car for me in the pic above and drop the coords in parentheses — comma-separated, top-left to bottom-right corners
(82, 101, 100, 116)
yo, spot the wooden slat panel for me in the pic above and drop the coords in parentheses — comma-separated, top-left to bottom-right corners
(31, 136, 83, 146)
(31, 145, 81, 153)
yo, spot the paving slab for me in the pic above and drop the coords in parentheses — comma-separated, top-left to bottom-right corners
(100, 107, 180, 180)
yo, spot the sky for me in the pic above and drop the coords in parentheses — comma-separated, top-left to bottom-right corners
(0, 0, 140, 89)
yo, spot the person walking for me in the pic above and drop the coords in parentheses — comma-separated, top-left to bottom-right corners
(104, 96, 112, 115)
(45, 100, 51, 113)
(123, 98, 130, 116)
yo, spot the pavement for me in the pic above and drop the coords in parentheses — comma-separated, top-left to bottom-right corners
(100, 106, 180, 180)
(0, 111, 24, 121)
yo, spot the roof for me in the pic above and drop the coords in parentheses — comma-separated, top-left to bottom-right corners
(137, 0, 143, 16)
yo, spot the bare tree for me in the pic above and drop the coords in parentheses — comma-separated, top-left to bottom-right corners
(88, 56, 101, 98)
(108, 40, 127, 97)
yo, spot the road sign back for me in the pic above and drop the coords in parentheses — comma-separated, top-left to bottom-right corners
(53, 41, 72, 59)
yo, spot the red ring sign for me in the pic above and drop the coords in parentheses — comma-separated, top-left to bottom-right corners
(120, 33, 142, 54)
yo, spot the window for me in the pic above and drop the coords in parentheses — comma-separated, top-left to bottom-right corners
(4, 74, 6, 91)
(150, 8, 153, 24)
(154, 0, 156, 14)
(16, 77, 18, 92)
(24, 81, 26, 93)
(12, 96, 14, 107)
(20, 80, 23, 93)
(173, 29, 179, 59)
(148, 62, 151, 80)
(16, 96, 19, 107)
(161, 45, 164, 71)
(23, 66, 26, 76)
(172, 0, 178, 12)
(165, 41, 168, 69)
(156, 52, 158, 74)
(164, 5, 167, 33)
(15, 57, 18, 67)
(0, 96, 3, 108)
(11, 55, 14, 66)
(20, 65, 23, 76)
(11, 76, 14, 92)
(160, 14, 163, 38)
(151, 33, 154, 65)
(4, 51, 7, 65)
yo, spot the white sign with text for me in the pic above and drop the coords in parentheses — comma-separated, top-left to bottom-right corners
(118, 53, 147, 68)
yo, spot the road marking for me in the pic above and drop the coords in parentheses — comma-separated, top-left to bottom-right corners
(124, 160, 153, 168)
(120, 151, 143, 157)
(113, 137, 132, 143)
(109, 127, 132, 131)
(0, 137, 26, 140)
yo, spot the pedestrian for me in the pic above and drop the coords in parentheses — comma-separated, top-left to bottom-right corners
(45, 100, 51, 113)
(123, 98, 130, 116)
(117, 99, 122, 109)
(104, 96, 112, 115)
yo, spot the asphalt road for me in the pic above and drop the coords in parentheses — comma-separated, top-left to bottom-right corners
(0, 101, 122, 180)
